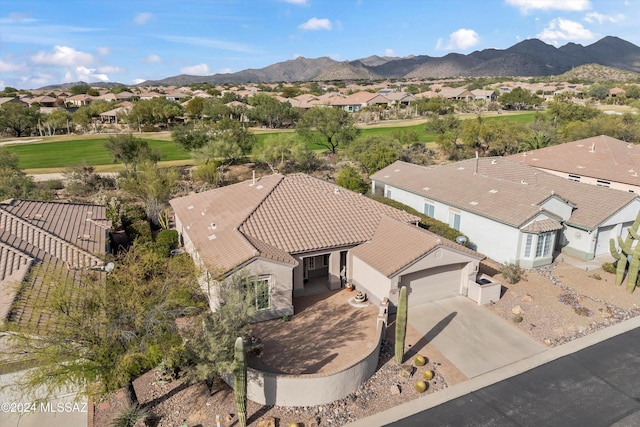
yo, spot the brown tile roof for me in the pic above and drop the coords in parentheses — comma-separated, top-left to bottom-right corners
(0, 199, 110, 331)
(521, 218, 563, 233)
(371, 159, 637, 231)
(170, 174, 419, 274)
(351, 217, 482, 278)
(507, 135, 640, 187)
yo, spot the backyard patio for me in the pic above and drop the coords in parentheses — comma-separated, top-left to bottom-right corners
(248, 288, 380, 375)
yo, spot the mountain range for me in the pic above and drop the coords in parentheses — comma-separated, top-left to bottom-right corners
(40, 36, 640, 89)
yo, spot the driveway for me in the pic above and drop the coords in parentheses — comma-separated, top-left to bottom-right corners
(409, 296, 545, 378)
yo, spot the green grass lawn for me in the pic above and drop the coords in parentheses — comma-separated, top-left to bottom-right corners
(8, 112, 536, 171)
(7, 138, 190, 170)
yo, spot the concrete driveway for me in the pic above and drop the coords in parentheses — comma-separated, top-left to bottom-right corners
(409, 296, 545, 378)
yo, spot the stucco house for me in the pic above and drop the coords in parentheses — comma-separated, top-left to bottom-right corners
(371, 159, 640, 268)
(507, 135, 640, 193)
(0, 199, 112, 332)
(170, 173, 484, 320)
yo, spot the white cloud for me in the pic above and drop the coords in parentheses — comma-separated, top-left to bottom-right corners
(384, 48, 395, 56)
(280, 0, 308, 4)
(132, 78, 146, 84)
(506, 0, 590, 13)
(537, 18, 595, 44)
(584, 12, 625, 24)
(0, 59, 24, 72)
(143, 54, 161, 63)
(299, 17, 332, 31)
(436, 28, 480, 51)
(4, 12, 37, 23)
(134, 12, 153, 25)
(31, 45, 94, 66)
(180, 63, 210, 75)
(73, 66, 110, 82)
(97, 46, 111, 56)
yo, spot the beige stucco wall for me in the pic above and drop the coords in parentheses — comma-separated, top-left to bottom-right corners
(242, 258, 295, 322)
(232, 319, 385, 406)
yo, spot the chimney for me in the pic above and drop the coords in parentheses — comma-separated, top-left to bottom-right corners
(252, 170, 256, 186)
(474, 151, 479, 175)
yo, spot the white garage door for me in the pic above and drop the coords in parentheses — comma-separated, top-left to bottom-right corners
(402, 263, 463, 306)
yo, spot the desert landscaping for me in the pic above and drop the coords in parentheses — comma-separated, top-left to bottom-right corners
(92, 255, 640, 427)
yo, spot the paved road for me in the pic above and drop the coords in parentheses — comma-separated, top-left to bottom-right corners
(388, 326, 640, 427)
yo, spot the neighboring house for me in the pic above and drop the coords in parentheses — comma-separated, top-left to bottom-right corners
(0, 97, 28, 107)
(330, 92, 390, 112)
(371, 159, 640, 267)
(165, 92, 189, 102)
(65, 94, 94, 107)
(170, 173, 483, 318)
(470, 89, 498, 102)
(438, 87, 474, 101)
(384, 92, 417, 106)
(25, 96, 59, 108)
(99, 105, 132, 124)
(507, 135, 640, 193)
(0, 199, 111, 332)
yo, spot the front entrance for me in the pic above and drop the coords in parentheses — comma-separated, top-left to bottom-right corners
(303, 254, 330, 295)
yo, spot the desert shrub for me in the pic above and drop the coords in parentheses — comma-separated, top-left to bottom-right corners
(193, 161, 220, 185)
(127, 219, 152, 243)
(110, 404, 149, 427)
(602, 262, 616, 274)
(155, 229, 179, 256)
(574, 306, 593, 317)
(40, 179, 63, 190)
(370, 195, 467, 244)
(501, 262, 524, 284)
(121, 204, 147, 229)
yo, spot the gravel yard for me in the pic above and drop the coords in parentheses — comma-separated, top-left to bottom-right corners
(94, 258, 640, 426)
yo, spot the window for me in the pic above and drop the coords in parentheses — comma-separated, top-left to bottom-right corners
(596, 179, 611, 188)
(568, 174, 581, 182)
(524, 234, 533, 258)
(386, 188, 392, 198)
(308, 257, 315, 270)
(535, 232, 553, 258)
(449, 211, 460, 230)
(424, 202, 435, 218)
(253, 277, 271, 310)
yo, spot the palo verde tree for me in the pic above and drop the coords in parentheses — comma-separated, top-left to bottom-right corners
(0, 103, 40, 137)
(105, 133, 164, 173)
(5, 243, 208, 407)
(296, 106, 360, 154)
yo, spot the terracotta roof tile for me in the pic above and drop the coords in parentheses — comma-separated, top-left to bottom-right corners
(351, 217, 482, 278)
(372, 159, 637, 231)
(507, 135, 640, 187)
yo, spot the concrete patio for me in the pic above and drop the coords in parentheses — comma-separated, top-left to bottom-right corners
(248, 289, 380, 375)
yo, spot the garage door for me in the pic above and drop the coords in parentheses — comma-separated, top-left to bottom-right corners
(402, 263, 463, 306)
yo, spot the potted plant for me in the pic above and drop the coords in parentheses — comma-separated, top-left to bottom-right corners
(345, 281, 354, 291)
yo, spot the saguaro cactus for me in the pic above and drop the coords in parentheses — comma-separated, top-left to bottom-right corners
(233, 337, 247, 427)
(395, 286, 408, 365)
(610, 210, 640, 292)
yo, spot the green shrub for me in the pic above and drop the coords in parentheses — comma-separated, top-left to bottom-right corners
(127, 219, 152, 244)
(110, 404, 148, 427)
(121, 205, 147, 229)
(602, 262, 616, 274)
(154, 229, 179, 256)
(370, 195, 467, 244)
(501, 262, 523, 284)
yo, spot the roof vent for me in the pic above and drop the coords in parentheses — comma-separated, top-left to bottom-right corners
(422, 186, 430, 191)
(187, 205, 194, 210)
(256, 185, 264, 190)
(489, 189, 497, 193)
(469, 201, 478, 205)
(491, 159, 497, 165)
(333, 188, 340, 195)
(394, 169, 400, 172)
(457, 167, 465, 170)
(208, 234, 217, 240)
(521, 180, 528, 185)
(209, 222, 216, 230)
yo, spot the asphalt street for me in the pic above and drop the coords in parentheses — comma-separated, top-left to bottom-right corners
(388, 327, 640, 427)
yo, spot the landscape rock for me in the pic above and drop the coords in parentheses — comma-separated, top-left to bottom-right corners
(257, 416, 276, 427)
(390, 384, 401, 396)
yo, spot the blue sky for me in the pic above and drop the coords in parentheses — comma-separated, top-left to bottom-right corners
(0, 0, 638, 89)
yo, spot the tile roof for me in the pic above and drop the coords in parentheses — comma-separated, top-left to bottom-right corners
(371, 159, 637, 231)
(170, 174, 419, 274)
(521, 218, 563, 233)
(0, 199, 110, 331)
(351, 217, 482, 278)
(507, 135, 640, 187)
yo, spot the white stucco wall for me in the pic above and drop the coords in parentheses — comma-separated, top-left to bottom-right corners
(540, 196, 573, 220)
(377, 184, 521, 264)
(536, 168, 640, 194)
